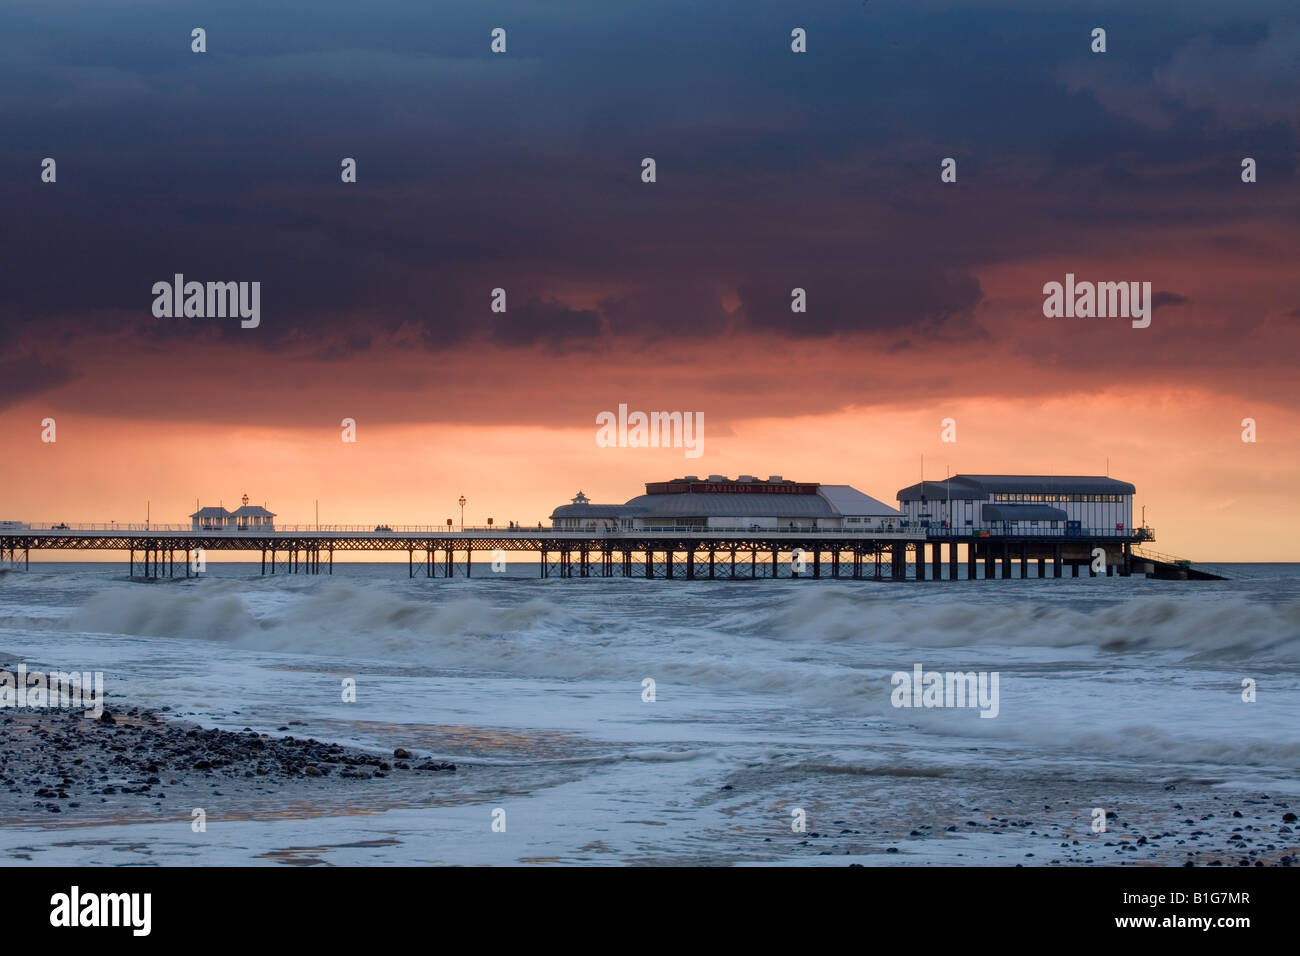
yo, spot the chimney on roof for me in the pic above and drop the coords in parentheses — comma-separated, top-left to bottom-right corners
(767, 475, 783, 482)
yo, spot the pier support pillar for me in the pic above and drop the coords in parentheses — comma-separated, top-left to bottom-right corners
(1001, 542, 1011, 579)
(1037, 555, 1045, 578)
(1053, 544, 1062, 577)
(916, 544, 926, 581)
(1020, 543, 1028, 579)
(932, 541, 942, 580)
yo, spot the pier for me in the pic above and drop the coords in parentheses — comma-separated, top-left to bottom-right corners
(0, 523, 1222, 580)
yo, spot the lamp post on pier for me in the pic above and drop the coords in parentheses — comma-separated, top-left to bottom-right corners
(459, 496, 467, 532)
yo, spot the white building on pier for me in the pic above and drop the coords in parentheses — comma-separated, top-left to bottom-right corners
(895, 475, 1135, 536)
(190, 495, 276, 531)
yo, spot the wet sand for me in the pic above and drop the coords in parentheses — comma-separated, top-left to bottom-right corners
(703, 764, 1299, 866)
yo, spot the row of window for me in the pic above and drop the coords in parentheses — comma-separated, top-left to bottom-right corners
(991, 493, 1124, 503)
(916, 519, 1060, 527)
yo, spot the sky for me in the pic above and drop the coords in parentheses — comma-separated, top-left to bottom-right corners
(1, 0, 1297, 560)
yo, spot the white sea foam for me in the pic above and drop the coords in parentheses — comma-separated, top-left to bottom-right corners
(65, 575, 1300, 671)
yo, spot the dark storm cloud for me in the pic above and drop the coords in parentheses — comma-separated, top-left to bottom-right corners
(598, 282, 733, 338)
(737, 262, 984, 337)
(0, 0, 1295, 363)
(1153, 291, 1191, 310)
(489, 298, 602, 349)
(0, 354, 78, 410)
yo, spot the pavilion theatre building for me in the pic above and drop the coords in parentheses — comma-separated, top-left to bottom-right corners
(550, 475, 904, 532)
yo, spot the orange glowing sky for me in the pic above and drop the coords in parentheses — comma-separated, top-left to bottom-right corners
(2, 321, 1296, 562)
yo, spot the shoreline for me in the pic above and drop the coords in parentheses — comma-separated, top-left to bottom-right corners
(2, 696, 1296, 866)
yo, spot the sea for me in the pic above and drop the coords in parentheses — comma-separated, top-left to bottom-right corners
(0, 560, 1297, 865)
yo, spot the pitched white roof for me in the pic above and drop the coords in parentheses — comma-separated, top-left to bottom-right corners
(817, 485, 903, 517)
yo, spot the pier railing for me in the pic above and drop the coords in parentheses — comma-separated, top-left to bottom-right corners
(19, 522, 1153, 540)
(1132, 546, 1191, 566)
(21, 522, 922, 537)
(922, 525, 1154, 541)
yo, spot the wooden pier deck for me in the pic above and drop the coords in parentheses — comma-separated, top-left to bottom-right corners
(0, 524, 1223, 581)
